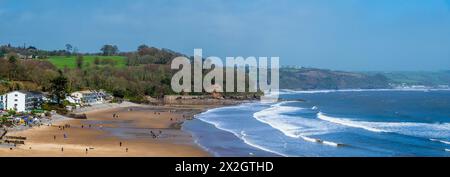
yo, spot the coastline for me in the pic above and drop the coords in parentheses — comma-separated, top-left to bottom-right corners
(0, 102, 227, 157)
(182, 102, 283, 157)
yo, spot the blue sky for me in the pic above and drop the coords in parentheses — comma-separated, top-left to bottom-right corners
(0, 0, 450, 71)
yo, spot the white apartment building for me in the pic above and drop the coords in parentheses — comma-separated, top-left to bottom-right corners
(67, 90, 107, 105)
(0, 91, 44, 112)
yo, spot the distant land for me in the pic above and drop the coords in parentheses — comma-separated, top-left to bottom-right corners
(2, 43, 449, 95)
(280, 68, 390, 90)
(280, 68, 450, 90)
(372, 71, 450, 87)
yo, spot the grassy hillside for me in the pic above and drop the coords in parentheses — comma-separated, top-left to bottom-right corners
(46, 55, 126, 69)
(280, 68, 391, 90)
(378, 71, 450, 86)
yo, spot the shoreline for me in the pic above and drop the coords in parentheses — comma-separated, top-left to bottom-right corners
(182, 102, 283, 157)
(0, 102, 229, 157)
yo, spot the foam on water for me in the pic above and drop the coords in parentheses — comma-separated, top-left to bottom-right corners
(189, 90, 450, 156)
(317, 112, 450, 139)
(317, 112, 388, 133)
(253, 101, 343, 147)
(280, 88, 450, 95)
(430, 139, 450, 145)
(240, 131, 289, 157)
(194, 104, 288, 157)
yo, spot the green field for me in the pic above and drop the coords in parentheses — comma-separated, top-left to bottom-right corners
(46, 55, 126, 69)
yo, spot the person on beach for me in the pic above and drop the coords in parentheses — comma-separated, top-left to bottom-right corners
(86, 148, 88, 154)
(126, 148, 128, 152)
(54, 135, 56, 140)
(120, 142, 122, 147)
(61, 147, 64, 152)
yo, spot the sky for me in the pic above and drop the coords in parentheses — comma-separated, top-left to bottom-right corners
(0, 0, 450, 71)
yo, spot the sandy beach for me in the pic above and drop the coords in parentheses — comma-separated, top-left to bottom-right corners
(0, 103, 213, 157)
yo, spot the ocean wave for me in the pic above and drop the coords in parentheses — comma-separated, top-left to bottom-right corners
(194, 104, 289, 157)
(317, 112, 450, 139)
(445, 149, 450, 152)
(239, 131, 289, 157)
(253, 102, 321, 138)
(253, 101, 343, 147)
(196, 117, 287, 157)
(430, 139, 450, 145)
(317, 112, 389, 133)
(279, 88, 450, 95)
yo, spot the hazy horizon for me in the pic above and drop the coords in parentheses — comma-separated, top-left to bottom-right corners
(1, 0, 450, 71)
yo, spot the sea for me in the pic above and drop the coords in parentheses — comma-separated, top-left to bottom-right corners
(183, 89, 450, 157)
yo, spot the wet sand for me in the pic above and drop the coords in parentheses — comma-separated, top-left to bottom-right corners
(0, 105, 211, 157)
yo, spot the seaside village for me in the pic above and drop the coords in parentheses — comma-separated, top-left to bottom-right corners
(0, 85, 232, 147)
(0, 90, 111, 143)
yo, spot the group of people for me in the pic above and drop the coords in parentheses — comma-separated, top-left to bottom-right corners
(80, 124, 92, 129)
(58, 124, 71, 131)
(150, 130, 163, 139)
(119, 142, 129, 152)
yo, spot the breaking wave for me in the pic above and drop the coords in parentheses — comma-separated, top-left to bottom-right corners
(279, 88, 450, 95)
(430, 139, 450, 145)
(317, 112, 450, 139)
(253, 102, 343, 147)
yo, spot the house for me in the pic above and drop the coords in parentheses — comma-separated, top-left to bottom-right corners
(67, 90, 108, 106)
(0, 91, 44, 112)
(0, 95, 5, 111)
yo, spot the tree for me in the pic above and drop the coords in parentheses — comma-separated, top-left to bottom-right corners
(112, 88, 125, 99)
(100, 45, 119, 56)
(50, 70, 69, 105)
(65, 44, 73, 57)
(65, 44, 73, 52)
(137, 44, 149, 55)
(7, 52, 18, 80)
(76, 55, 84, 69)
(8, 54, 17, 64)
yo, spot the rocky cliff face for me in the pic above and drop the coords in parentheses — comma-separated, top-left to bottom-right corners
(280, 68, 391, 90)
